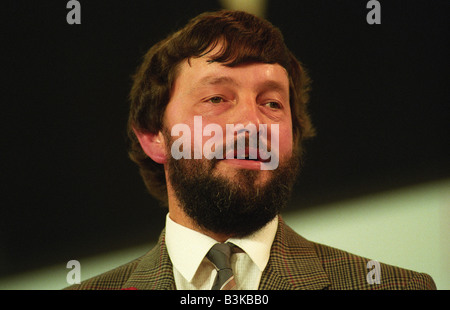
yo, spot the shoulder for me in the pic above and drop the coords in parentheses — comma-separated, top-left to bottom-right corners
(63, 257, 143, 290)
(310, 240, 436, 290)
(281, 221, 436, 290)
(64, 236, 164, 290)
(64, 231, 172, 290)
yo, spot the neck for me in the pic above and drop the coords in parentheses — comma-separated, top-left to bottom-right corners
(166, 182, 232, 243)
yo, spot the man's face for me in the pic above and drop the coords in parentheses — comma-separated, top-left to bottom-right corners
(164, 52, 294, 179)
(161, 49, 299, 237)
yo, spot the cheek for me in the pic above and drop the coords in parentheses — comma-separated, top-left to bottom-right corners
(195, 116, 228, 147)
(277, 126, 293, 155)
(176, 117, 224, 159)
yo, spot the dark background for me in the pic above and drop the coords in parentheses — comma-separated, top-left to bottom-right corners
(2, 0, 448, 277)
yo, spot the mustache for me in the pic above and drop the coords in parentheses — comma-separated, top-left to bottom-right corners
(163, 122, 280, 170)
(220, 133, 272, 161)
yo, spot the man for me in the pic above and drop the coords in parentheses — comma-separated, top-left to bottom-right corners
(67, 10, 435, 290)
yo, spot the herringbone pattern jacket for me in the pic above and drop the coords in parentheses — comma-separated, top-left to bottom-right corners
(66, 218, 436, 290)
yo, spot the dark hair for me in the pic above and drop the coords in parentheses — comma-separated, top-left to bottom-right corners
(128, 10, 315, 204)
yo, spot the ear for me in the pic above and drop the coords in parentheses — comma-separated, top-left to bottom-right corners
(133, 127, 167, 164)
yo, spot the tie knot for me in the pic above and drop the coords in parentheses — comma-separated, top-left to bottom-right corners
(207, 243, 236, 290)
(207, 243, 233, 271)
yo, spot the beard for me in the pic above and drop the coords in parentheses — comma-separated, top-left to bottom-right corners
(164, 131, 300, 238)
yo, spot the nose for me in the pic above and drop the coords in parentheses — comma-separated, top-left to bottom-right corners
(232, 95, 263, 128)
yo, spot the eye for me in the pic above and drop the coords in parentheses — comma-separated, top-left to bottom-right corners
(209, 96, 224, 104)
(264, 101, 282, 109)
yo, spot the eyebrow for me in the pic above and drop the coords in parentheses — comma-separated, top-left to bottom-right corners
(197, 75, 239, 87)
(191, 74, 289, 99)
(196, 75, 287, 91)
(258, 80, 289, 95)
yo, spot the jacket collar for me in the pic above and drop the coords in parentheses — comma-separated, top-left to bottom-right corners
(123, 230, 176, 290)
(122, 217, 331, 290)
(258, 217, 331, 290)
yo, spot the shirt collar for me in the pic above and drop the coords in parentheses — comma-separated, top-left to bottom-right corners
(165, 213, 278, 282)
(165, 214, 217, 282)
(227, 215, 278, 272)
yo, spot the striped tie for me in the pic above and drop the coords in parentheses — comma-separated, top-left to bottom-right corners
(207, 243, 236, 290)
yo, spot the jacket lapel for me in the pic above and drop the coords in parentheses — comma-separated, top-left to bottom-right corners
(122, 218, 330, 290)
(123, 229, 176, 290)
(259, 217, 331, 290)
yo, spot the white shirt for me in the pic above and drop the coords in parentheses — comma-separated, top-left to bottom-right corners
(165, 213, 278, 290)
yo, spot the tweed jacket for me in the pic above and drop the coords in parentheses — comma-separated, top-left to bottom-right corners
(66, 218, 436, 290)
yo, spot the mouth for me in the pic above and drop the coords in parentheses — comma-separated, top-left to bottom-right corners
(243, 153, 271, 163)
(221, 147, 271, 163)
